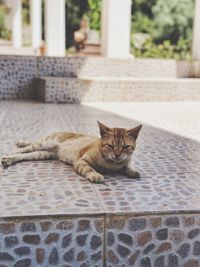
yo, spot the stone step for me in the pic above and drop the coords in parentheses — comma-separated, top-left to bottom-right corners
(37, 57, 179, 78)
(35, 77, 86, 103)
(35, 76, 200, 103)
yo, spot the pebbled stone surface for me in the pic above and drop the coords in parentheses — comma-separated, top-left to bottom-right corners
(106, 215, 200, 266)
(0, 217, 103, 266)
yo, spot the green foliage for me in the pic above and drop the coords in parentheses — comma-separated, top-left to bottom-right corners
(132, 34, 192, 60)
(131, 0, 195, 59)
(132, 0, 194, 43)
(22, 0, 30, 25)
(87, 0, 101, 30)
(152, 0, 194, 43)
(0, 6, 11, 40)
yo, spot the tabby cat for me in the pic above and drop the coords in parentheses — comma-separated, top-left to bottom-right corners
(1, 122, 142, 183)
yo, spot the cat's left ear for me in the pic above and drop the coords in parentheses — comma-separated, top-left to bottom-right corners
(97, 121, 111, 137)
(127, 125, 142, 140)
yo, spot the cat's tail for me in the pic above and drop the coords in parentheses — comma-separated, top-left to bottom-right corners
(16, 141, 32, 148)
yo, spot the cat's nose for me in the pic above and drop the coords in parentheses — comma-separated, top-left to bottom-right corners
(115, 153, 121, 160)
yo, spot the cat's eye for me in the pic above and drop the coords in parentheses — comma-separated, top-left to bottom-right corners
(124, 145, 131, 149)
(107, 144, 114, 149)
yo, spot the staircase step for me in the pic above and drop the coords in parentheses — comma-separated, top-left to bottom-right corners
(37, 57, 178, 78)
(83, 77, 200, 101)
(35, 77, 87, 103)
(36, 76, 200, 103)
(79, 58, 178, 78)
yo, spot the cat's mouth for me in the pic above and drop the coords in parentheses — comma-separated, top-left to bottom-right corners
(104, 157, 125, 163)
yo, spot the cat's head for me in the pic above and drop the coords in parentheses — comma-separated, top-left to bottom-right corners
(97, 121, 142, 163)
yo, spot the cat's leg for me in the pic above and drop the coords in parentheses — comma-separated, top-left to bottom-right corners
(74, 159, 104, 183)
(16, 141, 32, 148)
(123, 165, 140, 178)
(13, 141, 58, 154)
(1, 151, 57, 168)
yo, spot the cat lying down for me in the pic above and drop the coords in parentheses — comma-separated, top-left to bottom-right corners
(1, 122, 142, 183)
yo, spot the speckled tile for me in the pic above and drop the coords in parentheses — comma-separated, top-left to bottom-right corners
(0, 162, 103, 217)
(93, 173, 200, 214)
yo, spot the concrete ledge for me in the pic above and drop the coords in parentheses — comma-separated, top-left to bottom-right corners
(36, 76, 200, 103)
(82, 78, 200, 102)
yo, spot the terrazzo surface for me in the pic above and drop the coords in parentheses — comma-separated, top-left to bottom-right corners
(0, 101, 200, 218)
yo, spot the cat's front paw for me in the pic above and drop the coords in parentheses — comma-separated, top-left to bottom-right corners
(87, 173, 104, 183)
(1, 157, 13, 168)
(125, 167, 140, 178)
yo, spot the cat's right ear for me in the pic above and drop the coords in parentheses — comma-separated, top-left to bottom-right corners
(97, 121, 111, 138)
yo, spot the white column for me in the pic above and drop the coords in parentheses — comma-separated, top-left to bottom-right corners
(45, 0, 66, 57)
(193, 0, 200, 59)
(12, 0, 22, 47)
(101, 0, 132, 58)
(31, 0, 42, 49)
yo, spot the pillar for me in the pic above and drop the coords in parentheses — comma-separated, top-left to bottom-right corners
(101, 0, 132, 58)
(31, 0, 42, 49)
(45, 0, 66, 56)
(12, 0, 22, 47)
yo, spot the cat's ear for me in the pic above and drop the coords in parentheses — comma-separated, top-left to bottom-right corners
(127, 125, 142, 140)
(97, 121, 111, 137)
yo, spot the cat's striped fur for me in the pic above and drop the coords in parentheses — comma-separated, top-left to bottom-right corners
(1, 122, 142, 183)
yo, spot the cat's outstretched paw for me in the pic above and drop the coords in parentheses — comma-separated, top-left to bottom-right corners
(1, 157, 13, 168)
(125, 167, 140, 179)
(128, 170, 140, 178)
(87, 173, 104, 183)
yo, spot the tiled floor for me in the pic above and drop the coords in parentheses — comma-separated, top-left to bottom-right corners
(0, 101, 200, 218)
(1, 101, 200, 266)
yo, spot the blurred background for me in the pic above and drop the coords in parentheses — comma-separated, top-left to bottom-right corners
(0, 0, 195, 59)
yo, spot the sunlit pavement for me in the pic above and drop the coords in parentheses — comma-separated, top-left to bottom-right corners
(85, 101, 200, 142)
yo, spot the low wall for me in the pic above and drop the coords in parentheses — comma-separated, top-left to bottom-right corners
(0, 213, 199, 266)
(0, 55, 197, 100)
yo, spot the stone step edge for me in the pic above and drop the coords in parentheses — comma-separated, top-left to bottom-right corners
(1, 209, 200, 221)
(37, 76, 200, 83)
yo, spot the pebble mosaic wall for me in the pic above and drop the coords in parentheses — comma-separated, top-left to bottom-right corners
(0, 56, 37, 100)
(37, 57, 178, 78)
(36, 77, 87, 103)
(0, 217, 104, 267)
(37, 57, 85, 78)
(0, 55, 197, 101)
(0, 214, 200, 266)
(106, 214, 200, 267)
